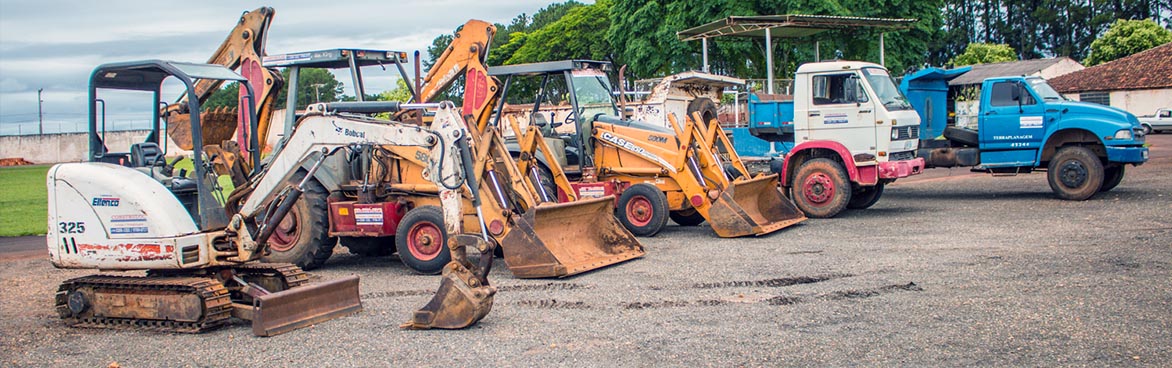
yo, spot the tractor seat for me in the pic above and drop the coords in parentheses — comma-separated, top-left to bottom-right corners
(130, 142, 162, 167)
(943, 126, 980, 147)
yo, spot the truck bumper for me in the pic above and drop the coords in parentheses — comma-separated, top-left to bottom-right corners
(878, 157, 926, 179)
(1106, 145, 1148, 164)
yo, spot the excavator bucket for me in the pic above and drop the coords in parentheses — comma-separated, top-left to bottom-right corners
(499, 196, 645, 278)
(402, 259, 496, 330)
(707, 173, 806, 238)
(166, 108, 239, 150)
(250, 275, 363, 336)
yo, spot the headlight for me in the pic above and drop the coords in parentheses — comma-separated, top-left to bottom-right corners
(891, 128, 900, 140)
(1113, 129, 1132, 140)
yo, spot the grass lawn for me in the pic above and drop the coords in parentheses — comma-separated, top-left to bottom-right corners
(0, 164, 51, 237)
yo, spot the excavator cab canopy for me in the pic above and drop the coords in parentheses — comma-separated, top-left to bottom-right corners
(87, 60, 258, 231)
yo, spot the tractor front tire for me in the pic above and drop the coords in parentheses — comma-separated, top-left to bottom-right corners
(394, 206, 451, 274)
(617, 184, 669, 237)
(669, 208, 706, 226)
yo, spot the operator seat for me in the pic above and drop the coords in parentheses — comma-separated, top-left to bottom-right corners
(130, 142, 162, 167)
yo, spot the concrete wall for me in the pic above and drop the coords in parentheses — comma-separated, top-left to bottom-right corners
(0, 130, 187, 164)
(1110, 89, 1172, 117)
(1039, 58, 1085, 80)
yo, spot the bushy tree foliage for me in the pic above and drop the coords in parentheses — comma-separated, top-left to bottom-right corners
(1084, 19, 1172, 65)
(204, 68, 345, 110)
(948, 43, 1018, 66)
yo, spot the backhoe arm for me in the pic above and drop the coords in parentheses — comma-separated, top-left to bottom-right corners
(402, 20, 498, 132)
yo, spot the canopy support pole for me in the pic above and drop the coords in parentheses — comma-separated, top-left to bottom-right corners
(765, 28, 774, 94)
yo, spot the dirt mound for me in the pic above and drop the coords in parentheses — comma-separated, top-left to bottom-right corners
(0, 157, 35, 166)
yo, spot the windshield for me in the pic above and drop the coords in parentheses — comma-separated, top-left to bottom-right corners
(570, 68, 619, 119)
(861, 67, 913, 111)
(1027, 77, 1065, 101)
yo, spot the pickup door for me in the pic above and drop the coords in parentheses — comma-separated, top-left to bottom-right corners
(978, 80, 1047, 167)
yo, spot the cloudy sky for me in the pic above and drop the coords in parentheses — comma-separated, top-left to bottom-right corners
(0, 0, 578, 135)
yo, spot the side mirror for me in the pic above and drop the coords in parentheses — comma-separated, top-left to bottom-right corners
(623, 107, 635, 119)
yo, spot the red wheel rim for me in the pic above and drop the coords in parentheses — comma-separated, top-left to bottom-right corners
(802, 173, 835, 205)
(269, 206, 301, 252)
(406, 221, 443, 261)
(625, 195, 654, 227)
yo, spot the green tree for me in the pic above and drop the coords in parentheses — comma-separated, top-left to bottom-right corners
(507, 0, 614, 64)
(204, 68, 345, 110)
(1084, 19, 1172, 65)
(948, 43, 1018, 66)
(378, 79, 414, 103)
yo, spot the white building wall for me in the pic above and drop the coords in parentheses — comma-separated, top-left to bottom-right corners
(1039, 58, 1085, 80)
(0, 130, 188, 164)
(1110, 88, 1172, 116)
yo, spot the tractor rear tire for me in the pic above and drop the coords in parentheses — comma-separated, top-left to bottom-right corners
(340, 237, 394, 257)
(791, 158, 851, 218)
(669, 208, 706, 226)
(1099, 165, 1125, 193)
(617, 184, 669, 237)
(260, 171, 336, 270)
(1047, 146, 1104, 200)
(847, 183, 885, 210)
(687, 98, 718, 125)
(395, 206, 451, 274)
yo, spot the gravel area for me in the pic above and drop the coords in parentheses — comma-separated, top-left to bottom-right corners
(2, 137, 1169, 367)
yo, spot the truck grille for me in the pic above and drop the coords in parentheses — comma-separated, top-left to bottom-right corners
(892, 126, 919, 140)
(890, 151, 916, 161)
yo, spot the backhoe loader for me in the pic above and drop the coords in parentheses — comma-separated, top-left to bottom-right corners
(489, 60, 806, 237)
(381, 20, 644, 278)
(162, 7, 284, 186)
(49, 60, 495, 336)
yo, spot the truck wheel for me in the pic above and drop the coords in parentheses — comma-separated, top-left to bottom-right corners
(791, 158, 851, 218)
(261, 171, 336, 270)
(1141, 123, 1152, 135)
(617, 184, 669, 236)
(1099, 165, 1125, 192)
(847, 183, 885, 210)
(340, 237, 394, 257)
(1047, 146, 1104, 200)
(669, 208, 706, 226)
(394, 206, 451, 274)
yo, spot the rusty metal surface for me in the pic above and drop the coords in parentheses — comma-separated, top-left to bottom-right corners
(402, 261, 496, 329)
(166, 107, 239, 150)
(707, 174, 806, 237)
(54, 275, 232, 333)
(499, 196, 645, 278)
(251, 275, 362, 337)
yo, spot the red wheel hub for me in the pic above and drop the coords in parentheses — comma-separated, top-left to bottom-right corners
(406, 221, 443, 261)
(625, 196, 654, 227)
(802, 173, 835, 204)
(269, 206, 301, 252)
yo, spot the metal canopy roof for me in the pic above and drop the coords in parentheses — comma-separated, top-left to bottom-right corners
(487, 60, 613, 77)
(90, 60, 246, 91)
(263, 49, 408, 68)
(677, 14, 916, 41)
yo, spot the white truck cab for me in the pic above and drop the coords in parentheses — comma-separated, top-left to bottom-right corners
(792, 61, 923, 163)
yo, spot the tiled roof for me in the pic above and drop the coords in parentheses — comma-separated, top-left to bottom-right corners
(947, 58, 1070, 86)
(1049, 41, 1172, 93)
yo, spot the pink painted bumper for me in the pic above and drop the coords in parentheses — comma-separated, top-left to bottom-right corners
(878, 157, 925, 179)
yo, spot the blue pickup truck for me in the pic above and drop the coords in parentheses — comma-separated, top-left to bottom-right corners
(899, 67, 1149, 200)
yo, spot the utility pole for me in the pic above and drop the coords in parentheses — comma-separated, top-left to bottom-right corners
(37, 88, 44, 135)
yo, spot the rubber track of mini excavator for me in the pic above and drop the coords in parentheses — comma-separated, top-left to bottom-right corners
(54, 276, 232, 333)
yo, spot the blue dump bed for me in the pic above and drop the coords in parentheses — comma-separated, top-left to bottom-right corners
(728, 94, 796, 159)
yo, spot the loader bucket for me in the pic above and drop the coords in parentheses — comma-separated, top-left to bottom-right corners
(402, 261, 496, 330)
(706, 173, 806, 238)
(251, 275, 362, 337)
(500, 196, 645, 278)
(166, 108, 239, 150)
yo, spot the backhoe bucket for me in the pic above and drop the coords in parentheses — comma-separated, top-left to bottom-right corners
(500, 196, 645, 278)
(707, 173, 806, 238)
(250, 275, 362, 336)
(402, 261, 496, 330)
(166, 108, 239, 150)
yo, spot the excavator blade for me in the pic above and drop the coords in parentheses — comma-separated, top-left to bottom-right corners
(166, 109, 239, 150)
(250, 275, 362, 336)
(402, 261, 496, 330)
(500, 196, 645, 278)
(707, 173, 806, 238)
